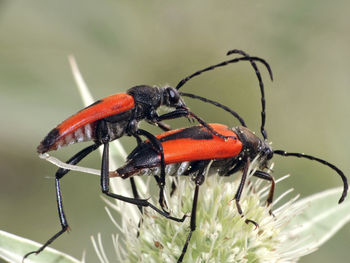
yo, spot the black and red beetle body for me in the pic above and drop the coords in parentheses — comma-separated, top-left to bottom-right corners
(37, 48, 273, 154)
(105, 48, 348, 262)
(25, 50, 273, 260)
(112, 122, 348, 262)
(115, 124, 272, 179)
(37, 85, 186, 154)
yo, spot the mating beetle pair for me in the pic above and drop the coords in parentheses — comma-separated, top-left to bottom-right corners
(110, 64, 348, 261)
(25, 50, 348, 262)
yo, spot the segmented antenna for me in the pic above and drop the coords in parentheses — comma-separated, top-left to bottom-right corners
(187, 111, 237, 141)
(227, 49, 269, 140)
(274, 150, 348, 204)
(175, 49, 273, 140)
(179, 92, 246, 127)
(176, 53, 273, 90)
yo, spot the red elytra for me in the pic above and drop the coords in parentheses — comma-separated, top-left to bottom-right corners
(37, 93, 135, 153)
(56, 93, 134, 139)
(155, 124, 242, 164)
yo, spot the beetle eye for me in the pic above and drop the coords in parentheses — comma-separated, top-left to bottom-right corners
(166, 87, 180, 103)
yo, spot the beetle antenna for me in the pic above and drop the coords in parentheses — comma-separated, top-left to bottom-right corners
(273, 150, 348, 204)
(179, 92, 246, 127)
(227, 49, 269, 140)
(175, 50, 273, 140)
(176, 52, 273, 91)
(187, 111, 237, 140)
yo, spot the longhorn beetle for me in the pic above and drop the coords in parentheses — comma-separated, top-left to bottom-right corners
(109, 58, 348, 262)
(24, 50, 272, 260)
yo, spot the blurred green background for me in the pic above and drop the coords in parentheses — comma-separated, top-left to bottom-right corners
(1, 0, 349, 262)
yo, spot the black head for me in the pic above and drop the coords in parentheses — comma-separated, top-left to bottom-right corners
(162, 86, 186, 109)
(259, 141, 273, 169)
(235, 126, 273, 169)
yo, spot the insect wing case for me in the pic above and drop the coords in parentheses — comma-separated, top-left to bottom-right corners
(38, 93, 135, 153)
(117, 124, 243, 177)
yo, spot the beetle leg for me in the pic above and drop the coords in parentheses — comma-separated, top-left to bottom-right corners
(97, 120, 184, 221)
(224, 160, 275, 213)
(133, 134, 143, 145)
(253, 170, 275, 210)
(128, 113, 169, 211)
(234, 157, 259, 228)
(177, 160, 208, 263)
(22, 179, 67, 261)
(224, 158, 245, 176)
(136, 128, 169, 214)
(55, 143, 101, 178)
(156, 107, 189, 121)
(23, 143, 101, 261)
(145, 107, 172, 131)
(170, 177, 178, 197)
(129, 177, 143, 213)
(155, 121, 172, 131)
(100, 140, 185, 222)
